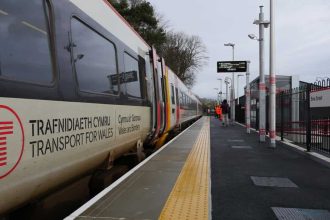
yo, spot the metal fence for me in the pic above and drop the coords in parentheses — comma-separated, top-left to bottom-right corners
(277, 82, 330, 154)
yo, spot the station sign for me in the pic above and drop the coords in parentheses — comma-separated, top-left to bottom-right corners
(310, 88, 330, 108)
(217, 61, 247, 73)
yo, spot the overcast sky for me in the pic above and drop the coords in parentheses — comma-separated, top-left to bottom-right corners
(148, 0, 330, 99)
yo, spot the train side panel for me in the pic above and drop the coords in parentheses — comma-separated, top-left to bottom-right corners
(164, 68, 178, 132)
(177, 80, 201, 124)
(0, 98, 150, 213)
(70, 0, 150, 57)
(0, 0, 153, 213)
(0, 0, 202, 214)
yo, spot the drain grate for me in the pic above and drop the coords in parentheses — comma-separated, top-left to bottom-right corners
(272, 207, 330, 220)
(251, 176, 298, 188)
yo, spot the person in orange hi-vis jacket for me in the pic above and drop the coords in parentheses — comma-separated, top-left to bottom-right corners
(218, 106, 222, 121)
(215, 105, 220, 118)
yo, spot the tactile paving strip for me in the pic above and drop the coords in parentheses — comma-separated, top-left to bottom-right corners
(159, 118, 210, 220)
(272, 207, 330, 220)
(251, 176, 298, 188)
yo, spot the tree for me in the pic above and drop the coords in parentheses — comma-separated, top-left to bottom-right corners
(200, 98, 217, 113)
(108, 0, 166, 50)
(108, 0, 208, 87)
(160, 32, 208, 88)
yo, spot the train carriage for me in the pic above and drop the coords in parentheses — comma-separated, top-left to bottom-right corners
(0, 0, 202, 214)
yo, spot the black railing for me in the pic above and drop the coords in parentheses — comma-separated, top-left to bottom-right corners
(236, 79, 330, 155)
(278, 83, 330, 154)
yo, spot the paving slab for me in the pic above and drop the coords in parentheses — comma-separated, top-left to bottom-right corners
(251, 176, 298, 188)
(272, 207, 330, 220)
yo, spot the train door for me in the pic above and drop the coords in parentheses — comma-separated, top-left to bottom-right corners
(167, 70, 176, 129)
(196, 101, 199, 116)
(170, 82, 177, 128)
(150, 47, 162, 139)
(144, 52, 156, 137)
(175, 78, 180, 127)
(157, 58, 166, 134)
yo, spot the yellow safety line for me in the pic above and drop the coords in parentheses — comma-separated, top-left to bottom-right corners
(159, 117, 210, 220)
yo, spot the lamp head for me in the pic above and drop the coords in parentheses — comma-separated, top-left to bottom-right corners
(224, 43, 235, 47)
(248, 34, 257, 40)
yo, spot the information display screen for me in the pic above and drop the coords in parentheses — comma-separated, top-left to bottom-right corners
(217, 61, 247, 73)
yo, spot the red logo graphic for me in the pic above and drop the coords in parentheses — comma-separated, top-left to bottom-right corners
(0, 105, 24, 179)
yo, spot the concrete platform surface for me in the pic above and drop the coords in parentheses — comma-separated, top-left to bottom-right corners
(210, 117, 330, 220)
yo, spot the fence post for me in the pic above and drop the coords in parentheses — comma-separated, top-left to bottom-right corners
(306, 84, 311, 151)
(281, 91, 284, 141)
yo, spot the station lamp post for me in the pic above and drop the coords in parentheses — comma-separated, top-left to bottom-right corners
(236, 74, 244, 105)
(214, 88, 220, 104)
(245, 61, 251, 134)
(217, 78, 223, 102)
(224, 43, 235, 123)
(269, 0, 276, 147)
(224, 77, 231, 104)
(249, 5, 269, 142)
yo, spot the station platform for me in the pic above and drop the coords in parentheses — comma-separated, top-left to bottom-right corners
(211, 117, 330, 220)
(65, 116, 211, 220)
(66, 116, 330, 220)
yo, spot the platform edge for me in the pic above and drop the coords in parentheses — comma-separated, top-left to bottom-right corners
(64, 117, 204, 220)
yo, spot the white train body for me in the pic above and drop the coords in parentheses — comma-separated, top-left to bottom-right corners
(0, 0, 202, 214)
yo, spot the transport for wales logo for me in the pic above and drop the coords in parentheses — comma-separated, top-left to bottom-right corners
(0, 105, 25, 179)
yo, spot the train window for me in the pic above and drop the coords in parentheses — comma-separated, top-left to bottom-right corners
(124, 53, 141, 98)
(71, 18, 118, 95)
(161, 77, 166, 102)
(138, 56, 147, 99)
(184, 94, 187, 107)
(180, 92, 182, 105)
(175, 88, 179, 106)
(156, 61, 165, 102)
(171, 84, 175, 104)
(0, 0, 53, 84)
(179, 91, 183, 105)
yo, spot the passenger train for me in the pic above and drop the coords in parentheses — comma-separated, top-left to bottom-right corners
(0, 0, 202, 214)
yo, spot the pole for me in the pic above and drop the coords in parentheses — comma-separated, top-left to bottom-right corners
(306, 84, 311, 151)
(258, 6, 266, 142)
(246, 61, 251, 133)
(237, 77, 240, 105)
(237, 75, 243, 105)
(280, 91, 284, 141)
(226, 82, 229, 101)
(219, 79, 222, 102)
(231, 46, 235, 124)
(269, 0, 276, 147)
